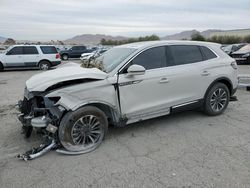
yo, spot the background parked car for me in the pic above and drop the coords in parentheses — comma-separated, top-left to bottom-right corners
(222, 43, 247, 55)
(59, 45, 94, 60)
(0, 45, 61, 71)
(80, 49, 108, 62)
(230, 44, 250, 64)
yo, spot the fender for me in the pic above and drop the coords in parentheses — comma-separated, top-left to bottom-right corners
(72, 100, 121, 124)
(204, 77, 233, 98)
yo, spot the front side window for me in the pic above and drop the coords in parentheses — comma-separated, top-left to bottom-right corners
(40, 46, 57, 54)
(6, 46, 23, 55)
(131, 46, 166, 70)
(23, 46, 38, 55)
(170, 45, 203, 65)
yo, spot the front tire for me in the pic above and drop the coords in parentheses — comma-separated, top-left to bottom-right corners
(61, 54, 69, 60)
(0, 62, 4, 71)
(58, 106, 108, 154)
(204, 83, 230, 116)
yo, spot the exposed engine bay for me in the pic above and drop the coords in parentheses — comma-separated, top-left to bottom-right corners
(15, 63, 113, 161)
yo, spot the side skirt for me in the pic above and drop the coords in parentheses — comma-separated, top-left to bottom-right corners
(124, 100, 204, 125)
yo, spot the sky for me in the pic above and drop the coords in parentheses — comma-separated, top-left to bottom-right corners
(0, 0, 250, 41)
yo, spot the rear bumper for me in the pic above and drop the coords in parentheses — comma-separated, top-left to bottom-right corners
(51, 61, 61, 67)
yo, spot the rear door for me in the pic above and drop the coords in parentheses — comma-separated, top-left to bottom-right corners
(23, 46, 40, 67)
(5, 46, 24, 67)
(164, 45, 213, 105)
(70, 46, 82, 58)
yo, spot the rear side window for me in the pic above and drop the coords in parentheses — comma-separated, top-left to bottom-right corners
(170, 45, 203, 65)
(79, 46, 86, 50)
(23, 46, 38, 55)
(132, 46, 166, 70)
(40, 46, 58, 54)
(200, 46, 217, 60)
(72, 46, 80, 50)
(6, 47, 23, 55)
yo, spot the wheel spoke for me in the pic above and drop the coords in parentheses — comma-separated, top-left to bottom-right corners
(71, 115, 103, 147)
(91, 130, 101, 134)
(88, 135, 95, 143)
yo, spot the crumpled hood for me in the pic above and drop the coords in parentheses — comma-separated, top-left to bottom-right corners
(26, 63, 108, 92)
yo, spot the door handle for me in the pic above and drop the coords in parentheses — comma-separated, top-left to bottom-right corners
(159, 77, 169, 83)
(201, 71, 210, 76)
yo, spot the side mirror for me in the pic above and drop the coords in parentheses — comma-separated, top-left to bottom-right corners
(127, 64, 146, 76)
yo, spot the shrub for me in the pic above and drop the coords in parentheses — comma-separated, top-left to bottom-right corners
(191, 32, 206, 41)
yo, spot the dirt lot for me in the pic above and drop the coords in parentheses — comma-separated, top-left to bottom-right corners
(0, 63, 250, 188)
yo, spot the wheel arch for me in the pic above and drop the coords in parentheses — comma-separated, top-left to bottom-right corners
(204, 77, 233, 98)
(0, 61, 4, 70)
(61, 53, 69, 58)
(75, 102, 120, 126)
(38, 59, 52, 66)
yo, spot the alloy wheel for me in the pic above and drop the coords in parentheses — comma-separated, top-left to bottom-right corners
(210, 88, 228, 112)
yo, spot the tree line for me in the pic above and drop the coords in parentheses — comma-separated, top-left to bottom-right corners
(2, 33, 250, 46)
(100, 35, 160, 45)
(191, 32, 250, 44)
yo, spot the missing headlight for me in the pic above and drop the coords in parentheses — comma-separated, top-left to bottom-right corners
(48, 97, 61, 104)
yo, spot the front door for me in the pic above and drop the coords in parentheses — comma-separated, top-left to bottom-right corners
(5, 46, 24, 67)
(118, 46, 171, 123)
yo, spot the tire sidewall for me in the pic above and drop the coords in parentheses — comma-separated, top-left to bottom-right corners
(59, 106, 108, 153)
(62, 54, 68, 60)
(204, 83, 230, 116)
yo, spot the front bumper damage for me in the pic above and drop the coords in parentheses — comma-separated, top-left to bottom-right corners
(16, 89, 65, 161)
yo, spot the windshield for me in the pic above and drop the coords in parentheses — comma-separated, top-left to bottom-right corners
(90, 47, 136, 73)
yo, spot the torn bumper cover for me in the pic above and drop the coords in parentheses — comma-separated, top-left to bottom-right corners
(17, 138, 57, 161)
(16, 90, 65, 160)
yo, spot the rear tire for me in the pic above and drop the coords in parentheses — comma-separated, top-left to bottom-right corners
(204, 83, 230, 116)
(58, 106, 108, 154)
(39, 61, 51, 70)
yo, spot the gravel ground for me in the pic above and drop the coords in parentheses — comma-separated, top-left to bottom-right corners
(0, 63, 250, 188)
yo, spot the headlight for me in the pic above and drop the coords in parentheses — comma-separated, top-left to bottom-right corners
(242, 53, 250, 58)
(48, 97, 61, 104)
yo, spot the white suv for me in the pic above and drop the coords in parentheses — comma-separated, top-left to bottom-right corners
(0, 45, 61, 71)
(17, 41, 238, 156)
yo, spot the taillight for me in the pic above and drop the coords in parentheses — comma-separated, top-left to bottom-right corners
(231, 61, 237, 70)
(56, 53, 60, 59)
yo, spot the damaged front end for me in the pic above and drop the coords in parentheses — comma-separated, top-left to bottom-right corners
(16, 87, 66, 160)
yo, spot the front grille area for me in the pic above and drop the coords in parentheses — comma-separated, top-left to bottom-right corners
(231, 54, 243, 58)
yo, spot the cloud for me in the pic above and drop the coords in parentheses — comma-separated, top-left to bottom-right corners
(0, 0, 249, 40)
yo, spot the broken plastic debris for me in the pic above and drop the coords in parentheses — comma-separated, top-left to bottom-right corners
(16, 139, 57, 161)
